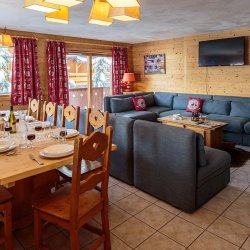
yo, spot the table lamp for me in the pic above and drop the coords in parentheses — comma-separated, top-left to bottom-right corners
(122, 73, 135, 92)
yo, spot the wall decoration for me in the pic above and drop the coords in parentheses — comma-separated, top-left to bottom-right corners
(144, 54, 165, 74)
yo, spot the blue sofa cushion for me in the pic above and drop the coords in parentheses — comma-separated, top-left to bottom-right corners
(244, 122, 250, 134)
(207, 114, 249, 133)
(111, 97, 134, 113)
(143, 94, 155, 107)
(146, 106, 171, 115)
(202, 100, 231, 115)
(154, 92, 177, 108)
(230, 102, 250, 119)
(159, 110, 192, 118)
(116, 110, 157, 121)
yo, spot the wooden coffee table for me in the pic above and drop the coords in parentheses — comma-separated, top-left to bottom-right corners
(158, 115, 228, 148)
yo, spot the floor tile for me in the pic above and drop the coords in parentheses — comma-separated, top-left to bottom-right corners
(43, 232, 70, 250)
(217, 185, 243, 202)
(208, 216, 250, 247)
(203, 196, 231, 214)
(109, 176, 121, 184)
(223, 203, 250, 227)
(94, 205, 131, 229)
(155, 200, 181, 215)
(235, 193, 250, 209)
(136, 204, 175, 230)
(189, 231, 239, 250)
(232, 169, 250, 183)
(135, 232, 185, 250)
(160, 216, 203, 247)
(179, 208, 218, 229)
(112, 217, 155, 249)
(117, 182, 138, 193)
(230, 178, 250, 191)
(134, 190, 158, 203)
(14, 223, 59, 249)
(110, 233, 132, 250)
(115, 194, 151, 215)
(242, 236, 250, 250)
(108, 185, 131, 203)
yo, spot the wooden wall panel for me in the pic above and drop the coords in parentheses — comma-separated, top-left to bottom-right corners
(132, 27, 250, 97)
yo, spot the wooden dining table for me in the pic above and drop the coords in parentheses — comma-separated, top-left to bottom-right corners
(0, 130, 117, 229)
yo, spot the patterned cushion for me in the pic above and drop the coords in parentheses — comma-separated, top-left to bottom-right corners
(186, 97, 204, 113)
(133, 96, 146, 111)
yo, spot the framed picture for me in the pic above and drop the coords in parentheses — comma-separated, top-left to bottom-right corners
(144, 54, 166, 74)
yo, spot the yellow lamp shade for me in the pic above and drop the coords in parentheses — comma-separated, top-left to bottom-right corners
(43, 0, 84, 8)
(0, 34, 13, 47)
(46, 6, 69, 24)
(24, 0, 60, 13)
(109, 6, 140, 21)
(89, 0, 113, 26)
(106, 0, 139, 8)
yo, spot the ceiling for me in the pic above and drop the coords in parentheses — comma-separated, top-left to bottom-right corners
(0, 0, 250, 44)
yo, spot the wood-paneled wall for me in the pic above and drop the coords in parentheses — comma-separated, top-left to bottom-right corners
(0, 28, 132, 109)
(132, 27, 250, 97)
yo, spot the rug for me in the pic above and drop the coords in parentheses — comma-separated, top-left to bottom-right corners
(220, 143, 250, 168)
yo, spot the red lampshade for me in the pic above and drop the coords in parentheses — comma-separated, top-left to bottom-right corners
(122, 73, 135, 82)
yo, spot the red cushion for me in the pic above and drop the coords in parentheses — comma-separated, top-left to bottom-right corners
(186, 97, 204, 112)
(133, 96, 146, 111)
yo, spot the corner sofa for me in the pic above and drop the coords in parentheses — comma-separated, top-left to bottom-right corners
(104, 92, 250, 146)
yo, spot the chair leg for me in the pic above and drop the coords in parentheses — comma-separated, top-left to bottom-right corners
(4, 202, 12, 250)
(34, 210, 42, 250)
(101, 204, 111, 250)
(70, 228, 79, 250)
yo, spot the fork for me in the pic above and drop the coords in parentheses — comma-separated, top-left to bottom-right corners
(29, 154, 44, 165)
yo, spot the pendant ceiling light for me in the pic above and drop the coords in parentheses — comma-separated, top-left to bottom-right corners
(43, 0, 84, 8)
(89, 0, 113, 26)
(109, 6, 140, 21)
(0, 34, 13, 47)
(46, 6, 69, 24)
(24, 0, 60, 13)
(106, 0, 139, 8)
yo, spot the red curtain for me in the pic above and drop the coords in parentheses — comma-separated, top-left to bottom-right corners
(112, 47, 128, 95)
(47, 41, 69, 105)
(11, 38, 42, 105)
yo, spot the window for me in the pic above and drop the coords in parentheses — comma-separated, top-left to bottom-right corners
(0, 47, 13, 95)
(67, 53, 112, 110)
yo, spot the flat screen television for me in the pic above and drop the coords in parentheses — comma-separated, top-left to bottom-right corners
(199, 37, 245, 67)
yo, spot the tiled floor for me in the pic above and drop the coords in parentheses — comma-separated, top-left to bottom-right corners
(4, 159, 250, 249)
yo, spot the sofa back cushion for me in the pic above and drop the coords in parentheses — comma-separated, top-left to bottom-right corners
(143, 94, 155, 107)
(230, 102, 250, 119)
(111, 97, 134, 113)
(202, 100, 231, 115)
(104, 94, 134, 113)
(154, 92, 177, 108)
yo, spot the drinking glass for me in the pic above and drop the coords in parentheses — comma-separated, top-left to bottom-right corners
(27, 130, 36, 148)
(58, 127, 67, 143)
(34, 122, 43, 141)
(4, 121, 12, 139)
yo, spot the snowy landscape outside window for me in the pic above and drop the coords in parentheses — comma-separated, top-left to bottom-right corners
(0, 47, 12, 95)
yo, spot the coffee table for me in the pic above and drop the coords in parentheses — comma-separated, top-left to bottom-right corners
(158, 115, 228, 148)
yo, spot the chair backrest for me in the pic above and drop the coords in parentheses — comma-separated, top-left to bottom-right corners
(42, 101, 58, 126)
(60, 105, 80, 130)
(70, 127, 113, 224)
(28, 98, 41, 120)
(85, 108, 109, 136)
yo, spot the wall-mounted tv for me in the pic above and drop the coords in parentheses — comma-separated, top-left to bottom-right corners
(199, 37, 245, 67)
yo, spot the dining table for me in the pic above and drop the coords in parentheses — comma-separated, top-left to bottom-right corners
(0, 123, 117, 229)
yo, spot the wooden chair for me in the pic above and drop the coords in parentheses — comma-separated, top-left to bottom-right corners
(28, 98, 41, 120)
(60, 104, 80, 130)
(0, 186, 13, 250)
(57, 109, 110, 183)
(85, 108, 109, 136)
(42, 101, 58, 127)
(33, 127, 113, 250)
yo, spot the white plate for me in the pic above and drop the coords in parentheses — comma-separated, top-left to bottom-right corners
(25, 116, 35, 122)
(0, 140, 17, 153)
(39, 144, 74, 159)
(51, 129, 80, 139)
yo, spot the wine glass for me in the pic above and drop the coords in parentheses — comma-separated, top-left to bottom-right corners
(34, 122, 43, 141)
(4, 121, 12, 139)
(27, 130, 36, 148)
(59, 127, 67, 143)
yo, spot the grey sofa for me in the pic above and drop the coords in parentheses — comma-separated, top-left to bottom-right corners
(104, 92, 250, 146)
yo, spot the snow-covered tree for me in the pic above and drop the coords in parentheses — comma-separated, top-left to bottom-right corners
(0, 47, 12, 93)
(93, 57, 111, 88)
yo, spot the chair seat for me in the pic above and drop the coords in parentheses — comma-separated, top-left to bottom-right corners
(33, 185, 103, 221)
(57, 160, 102, 180)
(0, 186, 13, 205)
